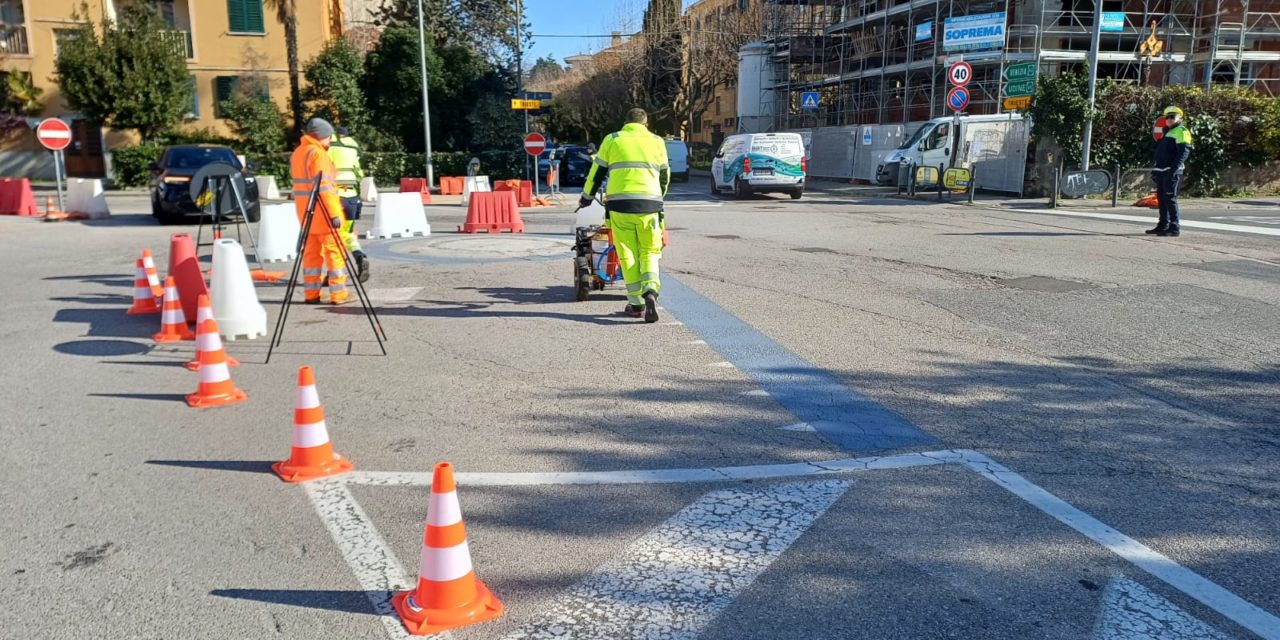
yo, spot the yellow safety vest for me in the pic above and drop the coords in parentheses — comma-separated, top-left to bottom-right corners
(583, 123, 670, 214)
(328, 135, 364, 198)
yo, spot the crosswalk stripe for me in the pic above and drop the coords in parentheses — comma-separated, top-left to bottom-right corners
(502, 480, 852, 640)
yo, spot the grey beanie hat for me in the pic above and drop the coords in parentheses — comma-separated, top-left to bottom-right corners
(306, 118, 334, 139)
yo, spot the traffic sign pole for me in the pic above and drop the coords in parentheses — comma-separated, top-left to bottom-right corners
(36, 119, 73, 213)
(53, 150, 65, 213)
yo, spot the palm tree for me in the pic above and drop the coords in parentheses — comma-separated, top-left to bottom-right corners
(264, 0, 304, 139)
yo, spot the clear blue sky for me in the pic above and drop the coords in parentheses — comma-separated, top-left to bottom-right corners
(524, 0, 697, 66)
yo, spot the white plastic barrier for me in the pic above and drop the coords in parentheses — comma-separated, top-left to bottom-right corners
(359, 177, 378, 203)
(572, 199, 606, 234)
(461, 175, 491, 206)
(255, 176, 281, 200)
(210, 239, 268, 341)
(256, 203, 300, 263)
(65, 179, 110, 219)
(365, 192, 431, 239)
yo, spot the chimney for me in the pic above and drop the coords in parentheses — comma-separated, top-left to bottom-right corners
(612, 31, 622, 48)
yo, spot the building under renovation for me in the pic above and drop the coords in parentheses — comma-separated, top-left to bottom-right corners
(740, 0, 1280, 131)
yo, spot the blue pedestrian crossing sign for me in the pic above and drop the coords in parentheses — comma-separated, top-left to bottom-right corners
(801, 92, 820, 110)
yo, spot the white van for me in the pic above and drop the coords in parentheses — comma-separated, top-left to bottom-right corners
(710, 132, 806, 199)
(665, 138, 690, 182)
(876, 113, 1027, 188)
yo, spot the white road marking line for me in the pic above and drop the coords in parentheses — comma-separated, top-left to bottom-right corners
(684, 339, 707, 345)
(365, 287, 423, 302)
(664, 202, 724, 208)
(779, 422, 816, 432)
(1208, 215, 1280, 226)
(1093, 577, 1232, 640)
(1007, 208, 1280, 237)
(740, 389, 770, 397)
(662, 321, 685, 326)
(500, 480, 852, 640)
(303, 479, 425, 640)
(707, 361, 736, 368)
(962, 452, 1280, 640)
(339, 451, 956, 488)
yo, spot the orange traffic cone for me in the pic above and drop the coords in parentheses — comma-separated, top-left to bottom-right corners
(392, 462, 504, 635)
(153, 277, 197, 342)
(184, 296, 240, 371)
(186, 294, 247, 408)
(126, 258, 162, 315)
(141, 249, 165, 298)
(272, 366, 353, 482)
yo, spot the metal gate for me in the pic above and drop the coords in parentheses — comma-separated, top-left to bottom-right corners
(852, 125, 905, 183)
(959, 119, 1029, 195)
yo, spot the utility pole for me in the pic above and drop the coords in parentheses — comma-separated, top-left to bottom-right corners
(1080, 0, 1103, 170)
(517, 0, 529, 181)
(416, 0, 435, 186)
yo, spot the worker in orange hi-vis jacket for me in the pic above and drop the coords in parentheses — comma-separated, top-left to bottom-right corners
(290, 118, 349, 305)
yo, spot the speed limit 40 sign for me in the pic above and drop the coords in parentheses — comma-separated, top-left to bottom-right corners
(948, 61, 973, 87)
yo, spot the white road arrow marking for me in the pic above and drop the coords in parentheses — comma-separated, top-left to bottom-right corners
(501, 480, 852, 640)
(1094, 577, 1233, 640)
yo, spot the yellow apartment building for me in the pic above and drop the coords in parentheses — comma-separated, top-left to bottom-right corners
(685, 0, 756, 148)
(0, 0, 344, 178)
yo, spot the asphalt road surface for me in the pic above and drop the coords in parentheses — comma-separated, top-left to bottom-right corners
(2, 181, 1278, 639)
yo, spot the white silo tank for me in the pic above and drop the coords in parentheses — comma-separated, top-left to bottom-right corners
(737, 41, 775, 133)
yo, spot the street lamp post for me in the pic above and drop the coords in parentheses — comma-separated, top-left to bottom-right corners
(416, 0, 434, 187)
(1080, 0, 1103, 170)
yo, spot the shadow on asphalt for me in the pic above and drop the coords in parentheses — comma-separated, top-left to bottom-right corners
(147, 460, 276, 474)
(88, 392, 188, 403)
(53, 307, 158, 339)
(50, 294, 134, 305)
(54, 339, 150, 357)
(329, 302, 636, 326)
(940, 231, 1102, 237)
(210, 589, 378, 615)
(81, 214, 160, 228)
(43, 273, 133, 287)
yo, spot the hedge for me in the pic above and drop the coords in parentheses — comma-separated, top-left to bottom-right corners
(112, 146, 531, 190)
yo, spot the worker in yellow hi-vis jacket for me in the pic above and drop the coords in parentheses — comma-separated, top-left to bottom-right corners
(581, 108, 669, 324)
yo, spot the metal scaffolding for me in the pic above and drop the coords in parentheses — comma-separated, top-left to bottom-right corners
(760, 0, 1280, 129)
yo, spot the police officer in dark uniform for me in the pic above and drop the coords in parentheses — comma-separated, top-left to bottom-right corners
(1148, 106, 1193, 237)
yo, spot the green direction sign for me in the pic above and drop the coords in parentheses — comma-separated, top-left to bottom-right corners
(1003, 79, 1037, 97)
(1004, 63, 1037, 81)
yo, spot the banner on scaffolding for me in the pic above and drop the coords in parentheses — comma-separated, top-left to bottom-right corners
(942, 12, 1007, 52)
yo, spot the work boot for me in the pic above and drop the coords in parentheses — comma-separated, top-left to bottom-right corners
(1145, 227, 1167, 234)
(1157, 229, 1181, 237)
(622, 303, 644, 318)
(643, 291, 659, 324)
(353, 251, 370, 284)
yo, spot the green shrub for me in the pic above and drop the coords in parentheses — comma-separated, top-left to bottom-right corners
(111, 143, 162, 188)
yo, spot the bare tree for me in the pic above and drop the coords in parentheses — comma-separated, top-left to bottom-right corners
(678, 2, 773, 138)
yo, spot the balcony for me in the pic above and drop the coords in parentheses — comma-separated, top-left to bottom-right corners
(159, 29, 193, 59)
(0, 23, 28, 55)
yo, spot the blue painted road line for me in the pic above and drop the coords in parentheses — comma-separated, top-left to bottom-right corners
(661, 275, 938, 452)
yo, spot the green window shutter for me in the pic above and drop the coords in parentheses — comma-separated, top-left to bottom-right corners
(227, 0, 264, 33)
(214, 76, 238, 118)
(245, 0, 265, 33)
(227, 0, 246, 33)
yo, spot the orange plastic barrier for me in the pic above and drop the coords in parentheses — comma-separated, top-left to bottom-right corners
(458, 191, 524, 234)
(400, 178, 432, 204)
(492, 179, 533, 207)
(440, 176, 464, 195)
(168, 233, 209, 323)
(0, 178, 39, 216)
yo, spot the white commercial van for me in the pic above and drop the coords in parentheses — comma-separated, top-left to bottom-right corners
(665, 138, 690, 182)
(875, 114, 1028, 194)
(710, 132, 807, 199)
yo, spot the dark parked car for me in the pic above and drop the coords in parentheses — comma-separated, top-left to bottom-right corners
(557, 145, 595, 188)
(149, 145, 260, 225)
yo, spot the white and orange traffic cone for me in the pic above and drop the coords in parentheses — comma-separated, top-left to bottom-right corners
(126, 258, 162, 315)
(184, 296, 240, 371)
(391, 462, 504, 635)
(186, 294, 247, 409)
(141, 249, 165, 299)
(153, 276, 197, 342)
(272, 366, 353, 482)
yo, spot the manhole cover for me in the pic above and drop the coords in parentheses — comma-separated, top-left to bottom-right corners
(997, 276, 1094, 292)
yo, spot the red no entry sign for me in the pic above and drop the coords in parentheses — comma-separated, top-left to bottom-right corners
(36, 118, 72, 151)
(523, 132, 547, 157)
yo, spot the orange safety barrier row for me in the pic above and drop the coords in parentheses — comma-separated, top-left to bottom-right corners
(493, 179, 534, 207)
